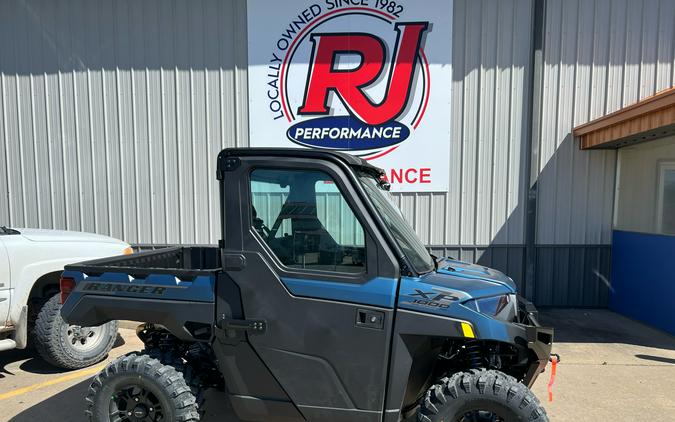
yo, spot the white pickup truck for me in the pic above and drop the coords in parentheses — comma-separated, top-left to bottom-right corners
(0, 226, 131, 369)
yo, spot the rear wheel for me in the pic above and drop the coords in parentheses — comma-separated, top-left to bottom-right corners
(417, 369, 549, 422)
(86, 353, 201, 422)
(34, 294, 118, 369)
(143, 347, 206, 416)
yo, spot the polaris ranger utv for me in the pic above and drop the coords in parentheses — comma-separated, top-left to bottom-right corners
(60, 148, 554, 422)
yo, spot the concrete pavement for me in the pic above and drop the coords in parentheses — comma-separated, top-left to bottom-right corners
(532, 309, 675, 421)
(0, 328, 235, 421)
(1, 328, 144, 421)
(1, 310, 674, 421)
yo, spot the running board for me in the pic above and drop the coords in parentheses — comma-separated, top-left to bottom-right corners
(0, 338, 16, 352)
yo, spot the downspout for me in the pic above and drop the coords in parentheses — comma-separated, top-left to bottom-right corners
(524, 0, 546, 302)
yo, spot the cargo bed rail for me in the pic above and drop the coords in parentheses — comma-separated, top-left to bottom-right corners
(64, 245, 221, 280)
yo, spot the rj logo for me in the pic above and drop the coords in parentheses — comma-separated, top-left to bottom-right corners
(298, 22, 429, 125)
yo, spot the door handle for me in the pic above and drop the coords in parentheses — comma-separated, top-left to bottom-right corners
(356, 309, 384, 330)
(217, 316, 267, 334)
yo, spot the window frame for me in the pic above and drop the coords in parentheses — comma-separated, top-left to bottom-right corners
(247, 165, 371, 278)
(656, 161, 675, 235)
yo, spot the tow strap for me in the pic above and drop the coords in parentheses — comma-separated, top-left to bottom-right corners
(547, 353, 560, 402)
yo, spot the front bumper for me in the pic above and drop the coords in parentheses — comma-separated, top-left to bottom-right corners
(516, 297, 554, 387)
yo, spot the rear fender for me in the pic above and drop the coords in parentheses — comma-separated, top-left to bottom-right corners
(60, 270, 215, 342)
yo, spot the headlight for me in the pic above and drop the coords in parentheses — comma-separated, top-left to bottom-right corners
(464, 294, 518, 322)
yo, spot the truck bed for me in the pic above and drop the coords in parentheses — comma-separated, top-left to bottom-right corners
(60, 246, 221, 341)
(64, 245, 221, 279)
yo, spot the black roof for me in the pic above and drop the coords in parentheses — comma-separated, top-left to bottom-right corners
(218, 147, 385, 176)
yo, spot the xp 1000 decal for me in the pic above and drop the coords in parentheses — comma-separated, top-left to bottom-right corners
(248, 0, 452, 192)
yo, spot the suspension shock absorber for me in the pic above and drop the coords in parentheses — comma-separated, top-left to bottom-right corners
(464, 341, 483, 368)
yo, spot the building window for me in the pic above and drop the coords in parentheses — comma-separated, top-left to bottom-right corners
(657, 162, 675, 235)
(250, 168, 366, 274)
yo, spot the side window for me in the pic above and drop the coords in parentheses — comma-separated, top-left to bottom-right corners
(250, 169, 366, 274)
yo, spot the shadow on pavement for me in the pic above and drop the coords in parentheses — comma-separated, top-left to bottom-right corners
(0, 348, 32, 378)
(18, 356, 66, 375)
(10, 379, 92, 422)
(1, 334, 128, 377)
(635, 354, 675, 365)
(538, 308, 675, 350)
(9, 379, 240, 422)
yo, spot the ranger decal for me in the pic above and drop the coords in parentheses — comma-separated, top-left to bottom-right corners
(82, 282, 169, 295)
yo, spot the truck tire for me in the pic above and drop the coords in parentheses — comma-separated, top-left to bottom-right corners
(417, 369, 549, 422)
(86, 353, 201, 422)
(27, 297, 49, 351)
(34, 294, 118, 369)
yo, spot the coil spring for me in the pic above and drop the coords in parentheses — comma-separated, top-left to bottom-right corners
(465, 341, 483, 368)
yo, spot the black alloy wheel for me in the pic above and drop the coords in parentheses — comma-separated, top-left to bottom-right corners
(458, 410, 506, 422)
(110, 385, 165, 422)
(86, 354, 201, 422)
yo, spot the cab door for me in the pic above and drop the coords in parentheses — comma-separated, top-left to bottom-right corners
(0, 238, 11, 327)
(220, 154, 401, 422)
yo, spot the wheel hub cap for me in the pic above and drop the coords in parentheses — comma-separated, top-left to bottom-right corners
(132, 404, 148, 418)
(111, 386, 163, 422)
(66, 324, 104, 352)
(458, 410, 504, 422)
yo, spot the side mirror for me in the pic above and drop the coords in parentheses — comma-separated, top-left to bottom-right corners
(378, 180, 391, 191)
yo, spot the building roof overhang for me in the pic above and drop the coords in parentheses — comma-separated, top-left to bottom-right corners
(573, 87, 675, 149)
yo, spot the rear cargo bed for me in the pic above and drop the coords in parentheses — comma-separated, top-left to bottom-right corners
(65, 245, 221, 280)
(61, 246, 220, 340)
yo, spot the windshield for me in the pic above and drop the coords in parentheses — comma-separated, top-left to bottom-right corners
(359, 174, 435, 274)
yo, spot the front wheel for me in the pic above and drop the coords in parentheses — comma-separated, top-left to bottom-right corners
(86, 353, 201, 422)
(417, 369, 549, 422)
(34, 294, 119, 369)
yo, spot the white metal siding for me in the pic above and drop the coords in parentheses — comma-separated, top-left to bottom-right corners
(535, 0, 675, 245)
(1, 0, 673, 253)
(0, 0, 534, 248)
(0, 0, 249, 244)
(449, 0, 533, 247)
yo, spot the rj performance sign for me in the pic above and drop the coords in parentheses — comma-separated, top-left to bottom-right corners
(247, 0, 452, 192)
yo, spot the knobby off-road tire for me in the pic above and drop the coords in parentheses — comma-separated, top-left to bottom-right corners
(418, 369, 549, 422)
(34, 294, 118, 369)
(143, 347, 206, 416)
(86, 353, 201, 422)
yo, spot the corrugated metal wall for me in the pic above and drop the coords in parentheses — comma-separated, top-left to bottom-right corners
(1, 0, 674, 306)
(535, 0, 675, 247)
(0, 0, 249, 245)
(437, 0, 534, 247)
(531, 0, 675, 306)
(0, 0, 533, 248)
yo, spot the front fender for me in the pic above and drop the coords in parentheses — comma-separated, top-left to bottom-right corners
(7, 241, 129, 324)
(9, 258, 85, 323)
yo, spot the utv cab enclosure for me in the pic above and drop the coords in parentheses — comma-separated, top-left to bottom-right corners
(61, 148, 554, 422)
